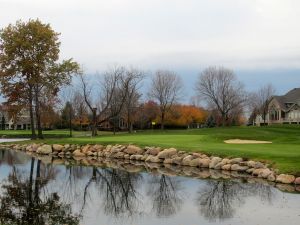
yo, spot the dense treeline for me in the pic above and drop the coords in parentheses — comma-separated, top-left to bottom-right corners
(0, 19, 271, 139)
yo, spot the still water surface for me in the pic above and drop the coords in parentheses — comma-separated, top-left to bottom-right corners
(0, 149, 299, 225)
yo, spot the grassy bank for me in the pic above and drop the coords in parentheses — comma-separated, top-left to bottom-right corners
(2, 125, 300, 175)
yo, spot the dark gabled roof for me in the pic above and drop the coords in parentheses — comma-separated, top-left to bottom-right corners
(272, 88, 300, 111)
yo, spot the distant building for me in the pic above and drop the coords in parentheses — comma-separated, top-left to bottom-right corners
(255, 88, 300, 126)
(0, 105, 32, 130)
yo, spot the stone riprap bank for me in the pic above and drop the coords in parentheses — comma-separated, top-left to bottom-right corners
(2, 143, 300, 186)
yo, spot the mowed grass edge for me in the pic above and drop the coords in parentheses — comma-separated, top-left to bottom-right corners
(1, 125, 300, 175)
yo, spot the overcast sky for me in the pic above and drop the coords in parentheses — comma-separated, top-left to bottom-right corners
(1, 0, 300, 97)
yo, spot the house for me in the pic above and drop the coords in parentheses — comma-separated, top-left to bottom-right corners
(98, 117, 128, 131)
(255, 88, 300, 126)
(0, 105, 32, 130)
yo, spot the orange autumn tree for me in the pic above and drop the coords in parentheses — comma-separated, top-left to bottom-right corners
(165, 105, 207, 127)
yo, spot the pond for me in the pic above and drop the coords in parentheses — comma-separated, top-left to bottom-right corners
(0, 149, 299, 225)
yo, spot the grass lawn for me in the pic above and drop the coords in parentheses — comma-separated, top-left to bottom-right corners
(1, 125, 300, 175)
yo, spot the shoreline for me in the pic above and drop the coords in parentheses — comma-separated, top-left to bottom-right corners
(1, 143, 299, 191)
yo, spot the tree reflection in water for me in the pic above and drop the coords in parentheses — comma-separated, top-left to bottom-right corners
(0, 150, 280, 224)
(79, 167, 143, 220)
(196, 180, 275, 222)
(147, 175, 184, 218)
(0, 158, 80, 225)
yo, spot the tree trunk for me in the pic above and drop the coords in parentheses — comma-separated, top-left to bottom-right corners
(263, 108, 267, 125)
(221, 113, 226, 127)
(69, 105, 72, 137)
(34, 160, 41, 203)
(161, 112, 165, 130)
(92, 108, 97, 137)
(113, 118, 116, 135)
(34, 86, 43, 139)
(28, 158, 35, 202)
(92, 167, 97, 180)
(127, 108, 132, 133)
(29, 87, 36, 140)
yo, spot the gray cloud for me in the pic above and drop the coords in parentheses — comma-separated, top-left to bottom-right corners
(1, 0, 300, 91)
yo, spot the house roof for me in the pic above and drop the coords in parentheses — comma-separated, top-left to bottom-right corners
(272, 88, 300, 111)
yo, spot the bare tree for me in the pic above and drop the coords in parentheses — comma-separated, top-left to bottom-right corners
(99, 66, 128, 134)
(148, 70, 183, 129)
(79, 65, 130, 136)
(123, 68, 145, 133)
(71, 91, 88, 131)
(195, 66, 246, 126)
(253, 84, 276, 125)
(79, 73, 98, 136)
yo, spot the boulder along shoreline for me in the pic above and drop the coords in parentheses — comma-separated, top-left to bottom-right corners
(1, 143, 300, 192)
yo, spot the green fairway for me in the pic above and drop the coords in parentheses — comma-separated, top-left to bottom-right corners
(2, 125, 300, 175)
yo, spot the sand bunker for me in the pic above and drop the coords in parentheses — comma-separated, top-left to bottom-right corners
(224, 139, 272, 144)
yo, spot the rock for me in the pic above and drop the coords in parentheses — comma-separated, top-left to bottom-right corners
(58, 152, 65, 157)
(259, 169, 273, 179)
(192, 153, 202, 158)
(26, 145, 33, 152)
(145, 155, 162, 163)
(214, 162, 223, 170)
(199, 158, 211, 168)
(52, 144, 64, 152)
(252, 168, 266, 176)
(246, 168, 255, 174)
(189, 158, 201, 167)
(182, 155, 193, 166)
(172, 156, 183, 165)
(141, 154, 149, 161)
(209, 157, 222, 169)
(130, 154, 144, 161)
(247, 160, 265, 169)
(231, 164, 249, 172)
(222, 164, 232, 171)
(82, 145, 91, 154)
(276, 174, 295, 184)
(157, 148, 177, 159)
(73, 149, 85, 157)
(113, 152, 125, 159)
(124, 154, 130, 159)
(164, 158, 174, 164)
(37, 145, 52, 155)
(229, 158, 243, 164)
(125, 145, 143, 155)
(267, 173, 276, 182)
(28, 144, 39, 152)
(105, 145, 112, 151)
(94, 144, 104, 151)
(214, 159, 230, 170)
(294, 177, 300, 185)
(111, 145, 122, 153)
(147, 147, 161, 156)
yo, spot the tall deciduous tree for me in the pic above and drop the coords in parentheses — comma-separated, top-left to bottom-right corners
(0, 19, 79, 139)
(71, 91, 89, 131)
(148, 70, 183, 130)
(252, 84, 276, 125)
(79, 65, 128, 136)
(123, 67, 144, 133)
(195, 66, 246, 126)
